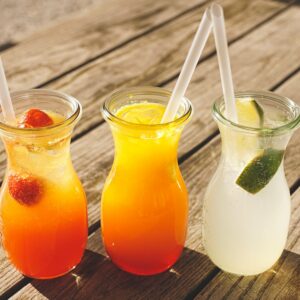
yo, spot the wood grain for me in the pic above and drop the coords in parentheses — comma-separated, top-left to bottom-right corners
(2, 0, 208, 91)
(275, 70, 300, 101)
(0, 0, 103, 45)
(276, 71, 300, 189)
(1, 2, 300, 297)
(46, 0, 290, 137)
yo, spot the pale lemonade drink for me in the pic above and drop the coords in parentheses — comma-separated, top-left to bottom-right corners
(101, 87, 192, 275)
(204, 164, 290, 275)
(203, 91, 300, 276)
(0, 90, 88, 279)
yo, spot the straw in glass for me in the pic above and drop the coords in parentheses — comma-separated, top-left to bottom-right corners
(161, 8, 212, 123)
(0, 57, 16, 124)
(210, 3, 237, 122)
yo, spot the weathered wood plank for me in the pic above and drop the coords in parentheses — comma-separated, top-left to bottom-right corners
(0, 0, 103, 45)
(47, 0, 292, 138)
(2, 0, 208, 91)
(276, 71, 300, 190)
(1, 2, 299, 296)
(196, 188, 300, 300)
(275, 70, 300, 102)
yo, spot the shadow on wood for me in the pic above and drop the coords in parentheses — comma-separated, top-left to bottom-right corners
(197, 249, 300, 299)
(29, 247, 214, 300)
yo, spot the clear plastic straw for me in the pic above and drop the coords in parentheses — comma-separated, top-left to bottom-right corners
(211, 3, 237, 122)
(0, 57, 16, 124)
(161, 8, 212, 123)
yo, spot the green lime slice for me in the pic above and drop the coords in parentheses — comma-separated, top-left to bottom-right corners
(236, 148, 284, 194)
(236, 98, 264, 128)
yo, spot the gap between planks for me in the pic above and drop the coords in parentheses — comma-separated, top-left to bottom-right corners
(34, 0, 211, 89)
(159, 0, 296, 88)
(0, 42, 16, 53)
(37, 0, 297, 93)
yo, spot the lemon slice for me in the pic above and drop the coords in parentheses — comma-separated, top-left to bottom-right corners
(230, 98, 264, 162)
(236, 98, 264, 128)
(116, 103, 165, 125)
(236, 148, 284, 194)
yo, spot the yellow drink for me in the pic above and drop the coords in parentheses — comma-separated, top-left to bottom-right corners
(101, 87, 192, 275)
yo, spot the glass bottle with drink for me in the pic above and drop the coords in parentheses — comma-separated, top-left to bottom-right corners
(0, 89, 88, 279)
(101, 86, 192, 275)
(203, 91, 300, 275)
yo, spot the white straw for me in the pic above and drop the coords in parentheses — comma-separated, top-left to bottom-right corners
(210, 3, 237, 122)
(0, 57, 15, 124)
(161, 8, 212, 123)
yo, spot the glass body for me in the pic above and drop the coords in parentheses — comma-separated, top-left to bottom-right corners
(101, 87, 192, 275)
(0, 90, 88, 279)
(203, 91, 300, 276)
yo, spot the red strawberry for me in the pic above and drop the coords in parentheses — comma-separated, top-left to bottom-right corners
(19, 109, 53, 128)
(8, 174, 42, 206)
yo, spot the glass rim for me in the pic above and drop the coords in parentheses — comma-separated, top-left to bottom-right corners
(212, 90, 300, 135)
(0, 89, 82, 136)
(101, 86, 193, 130)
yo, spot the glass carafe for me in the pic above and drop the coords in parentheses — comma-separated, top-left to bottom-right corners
(203, 91, 300, 276)
(0, 90, 88, 279)
(101, 87, 192, 275)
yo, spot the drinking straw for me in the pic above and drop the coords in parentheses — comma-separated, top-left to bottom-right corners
(161, 8, 212, 123)
(0, 57, 16, 124)
(210, 3, 237, 122)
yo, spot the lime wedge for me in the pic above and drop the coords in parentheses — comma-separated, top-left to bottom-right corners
(236, 98, 264, 128)
(236, 149, 284, 194)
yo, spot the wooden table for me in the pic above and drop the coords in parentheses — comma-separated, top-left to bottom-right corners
(0, 0, 300, 299)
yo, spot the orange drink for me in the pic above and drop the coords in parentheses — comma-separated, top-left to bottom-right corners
(0, 90, 87, 279)
(101, 87, 192, 275)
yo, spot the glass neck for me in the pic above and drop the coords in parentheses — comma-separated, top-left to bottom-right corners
(212, 91, 300, 165)
(110, 124, 183, 166)
(218, 122, 291, 165)
(2, 130, 73, 175)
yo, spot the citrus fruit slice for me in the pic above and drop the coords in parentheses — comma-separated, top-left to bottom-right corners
(116, 103, 165, 125)
(236, 98, 264, 128)
(236, 148, 284, 194)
